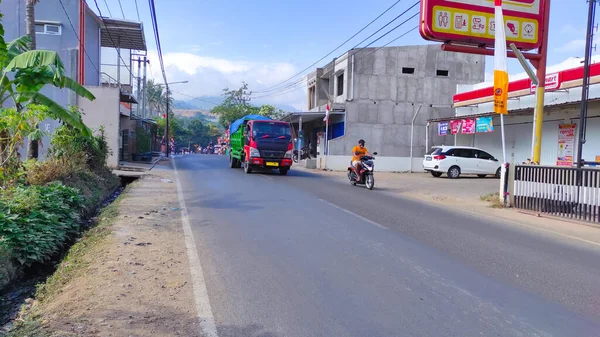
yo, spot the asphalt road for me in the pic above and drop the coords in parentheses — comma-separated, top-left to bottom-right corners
(175, 154, 600, 337)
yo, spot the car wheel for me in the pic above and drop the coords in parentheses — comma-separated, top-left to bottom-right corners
(229, 155, 236, 168)
(477, 174, 487, 178)
(244, 160, 252, 174)
(431, 171, 443, 178)
(447, 166, 461, 179)
(495, 167, 501, 179)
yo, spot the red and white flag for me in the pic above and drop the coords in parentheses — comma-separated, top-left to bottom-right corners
(493, 0, 509, 114)
(323, 104, 330, 122)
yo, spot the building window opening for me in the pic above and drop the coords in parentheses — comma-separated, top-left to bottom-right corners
(402, 67, 415, 74)
(36, 23, 62, 35)
(336, 73, 344, 96)
(436, 69, 449, 77)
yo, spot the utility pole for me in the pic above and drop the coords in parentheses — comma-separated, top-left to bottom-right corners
(576, 0, 597, 168)
(166, 85, 171, 158)
(132, 57, 149, 118)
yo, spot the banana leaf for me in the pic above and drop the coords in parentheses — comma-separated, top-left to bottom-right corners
(4, 50, 65, 81)
(18, 91, 91, 137)
(6, 36, 31, 64)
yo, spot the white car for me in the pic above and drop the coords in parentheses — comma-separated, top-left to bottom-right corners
(423, 146, 501, 179)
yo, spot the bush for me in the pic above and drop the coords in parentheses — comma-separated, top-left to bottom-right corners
(0, 182, 82, 266)
(50, 107, 110, 172)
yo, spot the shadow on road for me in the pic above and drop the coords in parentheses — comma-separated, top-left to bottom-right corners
(186, 194, 265, 211)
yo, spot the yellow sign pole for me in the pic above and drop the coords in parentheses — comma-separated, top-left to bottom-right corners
(532, 0, 551, 164)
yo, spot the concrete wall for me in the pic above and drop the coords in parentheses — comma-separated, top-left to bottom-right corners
(79, 86, 120, 168)
(326, 44, 485, 170)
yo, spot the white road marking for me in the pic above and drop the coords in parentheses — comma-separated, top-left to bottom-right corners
(172, 159, 219, 337)
(319, 199, 388, 230)
(261, 174, 274, 180)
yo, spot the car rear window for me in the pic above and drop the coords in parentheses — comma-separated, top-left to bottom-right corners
(427, 148, 442, 155)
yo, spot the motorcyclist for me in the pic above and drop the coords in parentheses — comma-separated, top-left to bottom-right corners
(352, 139, 370, 182)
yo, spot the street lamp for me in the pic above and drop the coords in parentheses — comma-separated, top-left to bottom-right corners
(159, 80, 188, 158)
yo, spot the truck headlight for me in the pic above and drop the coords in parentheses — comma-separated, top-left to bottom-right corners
(284, 150, 293, 158)
(250, 148, 260, 158)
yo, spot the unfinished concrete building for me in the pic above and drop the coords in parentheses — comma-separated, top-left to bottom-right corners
(284, 44, 485, 171)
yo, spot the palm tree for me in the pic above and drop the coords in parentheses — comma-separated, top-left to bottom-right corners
(25, 0, 38, 50)
(25, 0, 39, 158)
(145, 79, 174, 117)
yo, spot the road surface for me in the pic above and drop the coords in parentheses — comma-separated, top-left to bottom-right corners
(175, 155, 600, 337)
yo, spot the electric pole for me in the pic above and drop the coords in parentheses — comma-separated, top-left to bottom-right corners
(576, 0, 597, 168)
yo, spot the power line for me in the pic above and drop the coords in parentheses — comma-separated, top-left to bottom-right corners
(57, 0, 100, 75)
(118, 0, 126, 18)
(101, 0, 113, 17)
(171, 90, 220, 106)
(253, 0, 405, 94)
(147, 0, 169, 87)
(253, 2, 419, 99)
(134, 0, 141, 21)
(253, 23, 419, 100)
(91, 0, 135, 80)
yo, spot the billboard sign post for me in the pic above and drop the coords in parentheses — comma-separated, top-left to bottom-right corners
(420, 0, 547, 51)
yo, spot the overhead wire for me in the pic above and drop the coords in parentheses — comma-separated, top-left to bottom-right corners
(117, 0, 126, 18)
(134, 0, 141, 21)
(253, 4, 419, 100)
(147, 0, 169, 89)
(91, 0, 135, 81)
(101, 0, 113, 17)
(253, 0, 405, 94)
(58, 0, 101, 75)
(171, 90, 220, 106)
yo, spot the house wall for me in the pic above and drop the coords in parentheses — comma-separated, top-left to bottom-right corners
(322, 44, 485, 171)
(0, 0, 102, 158)
(79, 86, 120, 168)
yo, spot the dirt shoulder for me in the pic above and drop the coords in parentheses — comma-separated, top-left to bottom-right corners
(11, 164, 201, 337)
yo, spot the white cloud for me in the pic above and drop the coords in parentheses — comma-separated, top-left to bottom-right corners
(146, 51, 306, 110)
(554, 39, 586, 53)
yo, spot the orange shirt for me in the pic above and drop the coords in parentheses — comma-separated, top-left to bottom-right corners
(352, 145, 369, 161)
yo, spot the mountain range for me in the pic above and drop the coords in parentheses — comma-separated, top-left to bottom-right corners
(173, 97, 300, 113)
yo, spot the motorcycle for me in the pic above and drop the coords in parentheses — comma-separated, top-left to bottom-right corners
(292, 145, 312, 163)
(347, 152, 377, 190)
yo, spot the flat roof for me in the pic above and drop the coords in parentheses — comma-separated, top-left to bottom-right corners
(100, 18, 147, 51)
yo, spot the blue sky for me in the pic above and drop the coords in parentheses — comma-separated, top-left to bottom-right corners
(97, 0, 590, 109)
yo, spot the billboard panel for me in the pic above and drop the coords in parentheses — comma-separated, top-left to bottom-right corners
(420, 0, 546, 51)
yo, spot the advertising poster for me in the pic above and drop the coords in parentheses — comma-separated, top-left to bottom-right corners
(556, 124, 576, 166)
(438, 121, 449, 136)
(450, 120, 462, 135)
(476, 116, 494, 133)
(462, 119, 475, 134)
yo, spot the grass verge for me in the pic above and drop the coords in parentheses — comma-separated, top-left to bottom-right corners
(7, 188, 127, 337)
(481, 192, 504, 208)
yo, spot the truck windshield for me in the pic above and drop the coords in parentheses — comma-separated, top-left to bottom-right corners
(253, 122, 291, 139)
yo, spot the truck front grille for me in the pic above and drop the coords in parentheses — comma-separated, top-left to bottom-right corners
(261, 150, 286, 159)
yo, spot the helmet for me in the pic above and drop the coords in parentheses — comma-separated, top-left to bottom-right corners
(358, 139, 365, 145)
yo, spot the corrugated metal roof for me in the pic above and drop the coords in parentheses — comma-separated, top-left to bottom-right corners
(100, 18, 146, 51)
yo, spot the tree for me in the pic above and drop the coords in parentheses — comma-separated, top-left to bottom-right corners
(210, 82, 287, 127)
(144, 79, 173, 117)
(25, 0, 39, 158)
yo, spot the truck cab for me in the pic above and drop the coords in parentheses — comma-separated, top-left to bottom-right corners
(242, 120, 294, 175)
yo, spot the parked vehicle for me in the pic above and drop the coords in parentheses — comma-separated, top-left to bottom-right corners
(347, 153, 377, 190)
(423, 146, 501, 179)
(292, 145, 311, 163)
(228, 115, 294, 175)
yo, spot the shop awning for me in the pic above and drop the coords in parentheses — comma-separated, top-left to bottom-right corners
(282, 111, 345, 124)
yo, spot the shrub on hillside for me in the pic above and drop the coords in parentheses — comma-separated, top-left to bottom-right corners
(0, 182, 82, 266)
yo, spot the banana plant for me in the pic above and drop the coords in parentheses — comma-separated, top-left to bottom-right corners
(0, 35, 95, 137)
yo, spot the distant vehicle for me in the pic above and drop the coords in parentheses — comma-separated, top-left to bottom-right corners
(423, 146, 501, 179)
(228, 115, 293, 175)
